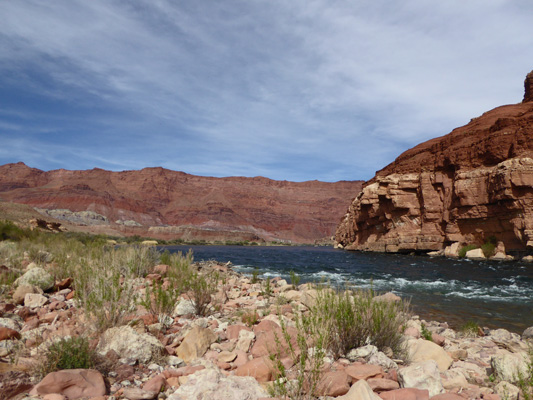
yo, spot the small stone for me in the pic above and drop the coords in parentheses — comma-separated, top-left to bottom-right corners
(122, 387, 158, 400)
(24, 293, 48, 308)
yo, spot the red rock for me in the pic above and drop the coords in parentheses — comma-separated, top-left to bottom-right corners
(430, 394, 466, 400)
(0, 327, 21, 341)
(346, 363, 384, 382)
(431, 333, 446, 347)
(0, 303, 16, 313)
(316, 370, 351, 397)
(335, 70, 533, 253)
(218, 361, 232, 370)
(55, 277, 72, 290)
(162, 365, 205, 379)
(66, 291, 75, 300)
(143, 374, 166, 392)
(385, 369, 399, 382)
(482, 394, 500, 400)
(0, 163, 362, 244)
(233, 350, 249, 368)
(380, 388, 430, 400)
(0, 371, 33, 399)
(253, 319, 280, 334)
(30, 369, 106, 399)
(234, 357, 273, 382)
(43, 394, 67, 400)
(368, 378, 400, 392)
(145, 273, 162, 282)
(226, 324, 252, 340)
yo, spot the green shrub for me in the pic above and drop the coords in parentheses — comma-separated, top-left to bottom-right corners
(0, 220, 34, 242)
(251, 268, 260, 284)
(189, 271, 218, 317)
(314, 286, 410, 358)
(481, 239, 497, 258)
(459, 321, 480, 337)
(36, 336, 95, 378)
(289, 270, 300, 289)
(420, 323, 433, 341)
(269, 308, 329, 400)
(458, 244, 478, 258)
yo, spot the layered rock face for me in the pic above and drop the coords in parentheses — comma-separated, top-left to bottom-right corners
(336, 71, 533, 253)
(0, 163, 362, 243)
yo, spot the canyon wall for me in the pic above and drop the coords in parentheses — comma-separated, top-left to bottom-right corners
(335, 71, 533, 253)
(0, 163, 362, 244)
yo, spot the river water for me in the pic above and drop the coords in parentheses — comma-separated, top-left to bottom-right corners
(165, 245, 533, 333)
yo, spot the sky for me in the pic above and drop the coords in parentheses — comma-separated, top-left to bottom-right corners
(1, 1, 532, 182)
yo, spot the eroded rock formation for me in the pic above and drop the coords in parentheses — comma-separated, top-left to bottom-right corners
(336, 70, 533, 253)
(0, 163, 362, 244)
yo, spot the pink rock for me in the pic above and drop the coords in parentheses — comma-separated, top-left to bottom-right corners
(234, 357, 273, 382)
(431, 333, 446, 347)
(233, 350, 249, 367)
(368, 378, 400, 392)
(346, 363, 384, 382)
(316, 370, 351, 397)
(0, 326, 21, 341)
(30, 369, 106, 399)
(250, 325, 298, 358)
(404, 327, 421, 339)
(162, 365, 205, 378)
(218, 361, 232, 370)
(226, 324, 252, 340)
(143, 374, 166, 392)
(430, 394, 465, 400)
(380, 388, 430, 400)
(482, 395, 500, 400)
(43, 394, 67, 400)
(253, 319, 279, 334)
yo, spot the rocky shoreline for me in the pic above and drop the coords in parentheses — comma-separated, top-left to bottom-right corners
(1, 255, 532, 400)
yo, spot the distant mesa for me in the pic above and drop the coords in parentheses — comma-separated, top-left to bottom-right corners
(335, 69, 533, 255)
(0, 164, 363, 244)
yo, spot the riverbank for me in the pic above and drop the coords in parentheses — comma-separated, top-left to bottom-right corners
(0, 238, 532, 399)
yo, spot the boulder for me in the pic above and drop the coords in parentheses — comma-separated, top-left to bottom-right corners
(368, 351, 399, 370)
(234, 357, 273, 382)
(346, 344, 378, 361)
(337, 378, 381, 400)
(491, 352, 528, 383)
(15, 267, 54, 291)
(30, 369, 106, 399)
(122, 387, 158, 400)
(379, 388, 429, 400)
(397, 360, 444, 397)
(175, 325, 217, 362)
(0, 317, 22, 331)
(373, 292, 401, 302)
(0, 327, 21, 341)
(523, 326, 533, 341)
(24, 293, 48, 308)
(235, 329, 255, 352)
(173, 299, 196, 316)
(97, 325, 165, 364)
(12, 284, 42, 304)
(494, 381, 520, 400)
(346, 363, 384, 382)
(465, 248, 485, 260)
(444, 243, 460, 258)
(167, 368, 267, 400)
(407, 339, 453, 372)
(317, 370, 351, 397)
(367, 378, 400, 392)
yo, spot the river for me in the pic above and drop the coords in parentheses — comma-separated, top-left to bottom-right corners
(164, 245, 533, 333)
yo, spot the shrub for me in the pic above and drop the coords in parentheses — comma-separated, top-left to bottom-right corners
(241, 309, 259, 327)
(459, 321, 480, 337)
(313, 286, 410, 358)
(35, 336, 96, 378)
(289, 270, 300, 288)
(269, 308, 329, 400)
(481, 238, 497, 258)
(251, 267, 260, 284)
(420, 323, 433, 341)
(0, 220, 34, 242)
(458, 244, 478, 258)
(189, 270, 218, 317)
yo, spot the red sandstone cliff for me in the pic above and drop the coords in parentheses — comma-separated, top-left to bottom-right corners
(335, 70, 533, 253)
(0, 163, 362, 244)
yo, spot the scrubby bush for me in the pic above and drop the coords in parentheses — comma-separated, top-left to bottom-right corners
(35, 336, 96, 378)
(458, 244, 478, 258)
(459, 321, 480, 337)
(269, 308, 329, 400)
(0, 220, 35, 241)
(313, 286, 410, 358)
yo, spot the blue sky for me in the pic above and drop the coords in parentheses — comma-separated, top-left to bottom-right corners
(1, 1, 532, 182)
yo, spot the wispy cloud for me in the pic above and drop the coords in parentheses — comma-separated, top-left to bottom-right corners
(0, 0, 532, 181)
